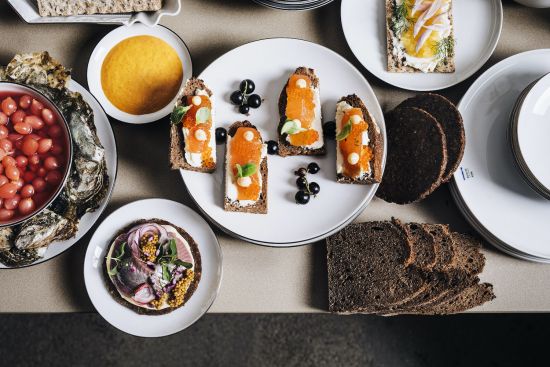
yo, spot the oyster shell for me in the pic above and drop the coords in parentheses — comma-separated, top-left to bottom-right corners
(0, 52, 110, 266)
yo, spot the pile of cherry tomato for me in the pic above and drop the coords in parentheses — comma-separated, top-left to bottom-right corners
(0, 93, 69, 222)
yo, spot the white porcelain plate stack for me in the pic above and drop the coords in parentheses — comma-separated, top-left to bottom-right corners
(450, 49, 550, 262)
(252, 0, 334, 10)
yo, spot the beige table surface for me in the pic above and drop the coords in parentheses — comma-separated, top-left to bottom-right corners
(0, 0, 549, 313)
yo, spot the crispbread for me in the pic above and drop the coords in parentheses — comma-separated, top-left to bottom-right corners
(398, 93, 464, 182)
(278, 67, 325, 157)
(336, 94, 384, 184)
(169, 78, 215, 173)
(376, 107, 447, 204)
(37, 0, 163, 16)
(223, 121, 268, 214)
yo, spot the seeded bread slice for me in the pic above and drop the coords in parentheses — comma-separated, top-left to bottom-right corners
(327, 221, 426, 314)
(376, 107, 447, 204)
(37, 0, 163, 16)
(398, 94, 464, 182)
(278, 67, 325, 157)
(169, 78, 215, 173)
(385, 0, 456, 73)
(336, 94, 384, 185)
(223, 121, 267, 214)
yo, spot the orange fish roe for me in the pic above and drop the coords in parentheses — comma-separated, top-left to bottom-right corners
(285, 74, 319, 147)
(339, 108, 370, 178)
(229, 127, 262, 201)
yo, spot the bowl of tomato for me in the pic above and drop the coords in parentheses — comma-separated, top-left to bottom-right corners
(0, 82, 73, 227)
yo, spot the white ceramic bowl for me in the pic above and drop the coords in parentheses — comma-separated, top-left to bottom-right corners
(87, 24, 192, 124)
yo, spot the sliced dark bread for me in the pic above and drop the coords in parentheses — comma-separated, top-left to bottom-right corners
(424, 282, 495, 315)
(376, 107, 447, 204)
(398, 93, 464, 182)
(278, 67, 325, 157)
(336, 94, 384, 184)
(223, 121, 268, 214)
(422, 224, 454, 271)
(327, 221, 426, 314)
(170, 78, 215, 173)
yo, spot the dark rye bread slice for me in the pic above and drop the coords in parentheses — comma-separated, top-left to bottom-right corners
(103, 219, 202, 316)
(376, 107, 447, 204)
(224, 121, 268, 214)
(398, 94, 464, 182)
(424, 282, 495, 315)
(278, 67, 325, 157)
(385, 0, 456, 73)
(327, 221, 427, 314)
(169, 78, 215, 173)
(336, 94, 384, 184)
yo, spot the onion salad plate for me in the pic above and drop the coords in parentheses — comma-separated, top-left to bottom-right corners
(0, 80, 117, 269)
(180, 38, 386, 247)
(340, 0, 503, 91)
(87, 23, 192, 124)
(84, 199, 223, 337)
(451, 49, 550, 262)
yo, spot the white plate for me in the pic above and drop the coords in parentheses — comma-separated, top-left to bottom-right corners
(84, 199, 223, 337)
(516, 73, 550, 194)
(0, 80, 117, 269)
(453, 49, 550, 260)
(180, 38, 386, 246)
(87, 24, 192, 124)
(8, 0, 181, 25)
(341, 0, 503, 91)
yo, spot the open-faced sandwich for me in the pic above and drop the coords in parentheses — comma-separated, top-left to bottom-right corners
(170, 78, 216, 173)
(386, 0, 455, 73)
(335, 94, 383, 184)
(224, 121, 268, 214)
(37, 0, 162, 16)
(278, 67, 325, 156)
(104, 219, 201, 315)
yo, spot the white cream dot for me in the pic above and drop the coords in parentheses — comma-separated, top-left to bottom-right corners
(296, 78, 307, 89)
(243, 131, 254, 141)
(347, 152, 360, 165)
(192, 96, 202, 106)
(194, 129, 207, 141)
(351, 115, 362, 124)
(293, 119, 302, 128)
(237, 176, 252, 187)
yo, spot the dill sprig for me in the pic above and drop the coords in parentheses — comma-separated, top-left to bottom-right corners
(433, 36, 455, 60)
(391, 0, 410, 36)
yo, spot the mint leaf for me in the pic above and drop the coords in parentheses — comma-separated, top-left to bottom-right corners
(196, 107, 211, 123)
(281, 119, 304, 135)
(336, 120, 353, 141)
(235, 163, 256, 178)
(170, 105, 191, 125)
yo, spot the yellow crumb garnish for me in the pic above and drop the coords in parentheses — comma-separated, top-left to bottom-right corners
(168, 270, 195, 308)
(139, 234, 159, 262)
(150, 293, 168, 310)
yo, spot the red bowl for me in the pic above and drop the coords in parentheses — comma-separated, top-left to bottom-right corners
(0, 82, 73, 227)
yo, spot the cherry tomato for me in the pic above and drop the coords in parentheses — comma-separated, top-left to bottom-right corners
(0, 112, 7, 125)
(15, 155, 28, 168)
(11, 110, 26, 124)
(37, 138, 52, 154)
(0, 182, 18, 199)
(0, 208, 14, 221)
(0, 126, 8, 140)
(28, 154, 40, 166)
(2, 156, 16, 167)
(1, 97, 17, 116)
(14, 122, 32, 135)
(41, 108, 56, 125)
(20, 184, 35, 198)
(19, 95, 32, 109)
(45, 170, 62, 186)
(32, 178, 46, 193)
(18, 198, 35, 216)
(25, 115, 44, 130)
(4, 195, 20, 210)
(30, 99, 44, 116)
(23, 171, 35, 183)
(28, 133, 41, 141)
(13, 178, 24, 189)
(0, 139, 12, 154)
(0, 176, 8, 186)
(21, 137, 38, 156)
(7, 133, 23, 142)
(43, 156, 59, 171)
(48, 125, 62, 138)
(5, 165, 19, 181)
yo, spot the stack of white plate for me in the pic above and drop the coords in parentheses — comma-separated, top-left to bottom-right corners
(252, 0, 334, 10)
(509, 73, 550, 200)
(450, 49, 550, 263)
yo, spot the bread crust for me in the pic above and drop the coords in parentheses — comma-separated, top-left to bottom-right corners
(336, 94, 384, 185)
(223, 121, 268, 214)
(278, 67, 325, 157)
(169, 78, 215, 173)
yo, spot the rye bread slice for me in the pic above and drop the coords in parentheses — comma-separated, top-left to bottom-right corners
(327, 221, 426, 314)
(278, 67, 325, 157)
(425, 282, 495, 315)
(223, 121, 268, 214)
(398, 94, 464, 182)
(385, 0, 456, 73)
(103, 218, 202, 316)
(169, 78, 215, 173)
(336, 94, 384, 184)
(376, 107, 447, 204)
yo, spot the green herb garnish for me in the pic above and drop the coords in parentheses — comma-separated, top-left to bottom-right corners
(168, 239, 177, 256)
(174, 259, 193, 268)
(170, 105, 192, 125)
(235, 163, 257, 178)
(107, 242, 127, 276)
(281, 119, 305, 135)
(336, 120, 353, 141)
(433, 36, 455, 61)
(162, 264, 171, 281)
(391, 0, 410, 36)
(196, 107, 211, 123)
